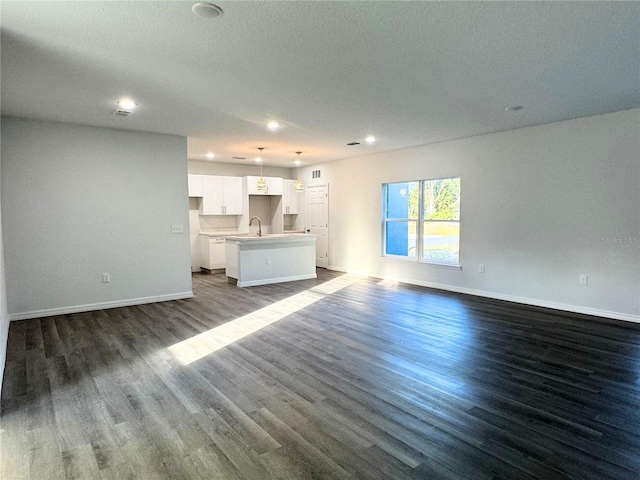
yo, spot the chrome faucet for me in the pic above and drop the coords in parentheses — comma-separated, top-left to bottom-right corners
(249, 216, 262, 236)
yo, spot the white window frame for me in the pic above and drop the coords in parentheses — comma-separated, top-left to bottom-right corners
(382, 177, 461, 268)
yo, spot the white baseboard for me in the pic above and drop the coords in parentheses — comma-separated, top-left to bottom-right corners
(8, 291, 194, 321)
(326, 266, 639, 324)
(327, 265, 347, 273)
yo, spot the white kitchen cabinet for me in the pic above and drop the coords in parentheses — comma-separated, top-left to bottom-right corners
(245, 176, 284, 196)
(283, 179, 300, 214)
(200, 176, 243, 215)
(221, 176, 243, 213)
(199, 235, 226, 269)
(188, 174, 203, 197)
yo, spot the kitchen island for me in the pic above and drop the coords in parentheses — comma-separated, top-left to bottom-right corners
(225, 234, 317, 287)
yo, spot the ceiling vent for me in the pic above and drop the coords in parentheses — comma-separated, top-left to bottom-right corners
(113, 108, 132, 117)
(232, 156, 247, 160)
(346, 142, 360, 146)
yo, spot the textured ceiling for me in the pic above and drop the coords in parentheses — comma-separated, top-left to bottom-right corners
(1, 1, 638, 166)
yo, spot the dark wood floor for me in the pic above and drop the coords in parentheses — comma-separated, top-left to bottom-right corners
(2, 269, 639, 480)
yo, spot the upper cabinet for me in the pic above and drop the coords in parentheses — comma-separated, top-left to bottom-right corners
(192, 174, 298, 217)
(188, 174, 203, 197)
(283, 179, 300, 214)
(245, 176, 284, 196)
(201, 175, 243, 215)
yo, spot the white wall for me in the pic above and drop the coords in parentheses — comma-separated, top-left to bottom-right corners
(299, 109, 640, 321)
(0, 125, 9, 393)
(1, 118, 193, 320)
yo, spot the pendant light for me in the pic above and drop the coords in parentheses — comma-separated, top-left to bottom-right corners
(256, 147, 266, 191)
(294, 152, 304, 193)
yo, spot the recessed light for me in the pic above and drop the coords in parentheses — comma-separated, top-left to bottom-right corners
(206, 152, 215, 159)
(192, 2, 223, 18)
(113, 99, 137, 117)
(294, 160, 301, 166)
(505, 105, 524, 112)
(365, 135, 376, 144)
(267, 121, 280, 131)
(255, 157, 262, 163)
(117, 99, 137, 111)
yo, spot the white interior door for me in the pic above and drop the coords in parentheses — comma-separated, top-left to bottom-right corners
(307, 185, 329, 268)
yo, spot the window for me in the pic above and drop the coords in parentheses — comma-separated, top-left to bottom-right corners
(383, 178, 460, 265)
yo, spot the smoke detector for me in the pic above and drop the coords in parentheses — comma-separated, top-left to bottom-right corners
(192, 3, 223, 18)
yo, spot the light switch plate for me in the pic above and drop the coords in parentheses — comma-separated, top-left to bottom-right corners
(171, 225, 184, 234)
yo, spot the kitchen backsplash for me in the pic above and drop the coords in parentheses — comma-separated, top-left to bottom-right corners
(199, 215, 238, 230)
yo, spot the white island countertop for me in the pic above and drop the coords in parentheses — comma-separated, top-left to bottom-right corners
(225, 234, 317, 287)
(199, 230, 243, 237)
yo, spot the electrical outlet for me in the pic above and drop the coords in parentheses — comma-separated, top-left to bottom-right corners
(579, 275, 588, 285)
(479, 264, 485, 274)
(171, 225, 184, 234)
(102, 273, 110, 283)
(266, 257, 272, 265)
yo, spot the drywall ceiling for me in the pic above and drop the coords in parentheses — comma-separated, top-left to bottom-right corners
(1, 1, 638, 167)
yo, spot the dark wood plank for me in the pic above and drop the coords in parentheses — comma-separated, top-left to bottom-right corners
(249, 407, 352, 480)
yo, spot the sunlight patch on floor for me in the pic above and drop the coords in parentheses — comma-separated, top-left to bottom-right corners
(168, 274, 359, 365)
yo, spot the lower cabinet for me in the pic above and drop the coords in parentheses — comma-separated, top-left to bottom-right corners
(199, 236, 226, 269)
